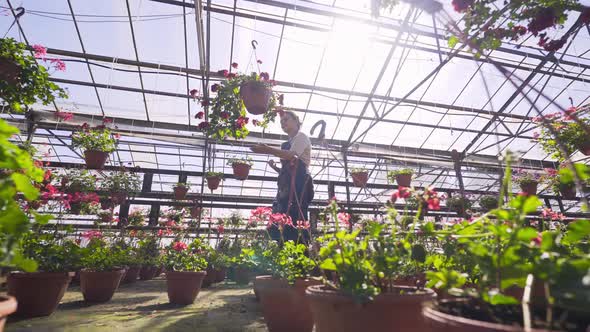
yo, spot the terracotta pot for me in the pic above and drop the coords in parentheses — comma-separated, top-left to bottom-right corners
(577, 140, 590, 156)
(173, 186, 189, 200)
(84, 150, 109, 169)
(396, 173, 412, 187)
(306, 285, 436, 332)
(257, 276, 321, 332)
(234, 267, 251, 285)
(423, 299, 551, 332)
(111, 192, 127, 205)
(122, 266, 141, 284)
(207, 176, 221, 190)
(165, 271, 207, 305)
(0, 57, 21, 85)
(232, 163, 251, 180)
(351, 172, 368, 187)
(189, 206, 202, 218)
(240, 80, 272, 115)
(7, 272, 71, 317)
(559, 185, 576, 199)
(139, 265, 159, 280)
(202, 267, 216, 288)
(215, 267, 226, 283)
(0, 296, 17, 331)
(520, 182, 538, 196)
(80, 269, 125, 303)
(70, 271, 81, 284)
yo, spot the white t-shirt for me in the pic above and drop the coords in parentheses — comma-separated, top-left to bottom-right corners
(289, 131, 311, 167)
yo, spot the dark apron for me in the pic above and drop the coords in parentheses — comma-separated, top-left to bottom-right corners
(270, 140, 314, 242)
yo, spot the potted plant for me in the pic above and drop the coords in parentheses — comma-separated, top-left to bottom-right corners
(60, 169, 100, 214)
(544, 167, 582, 200)
(189, 203, 202, 219)
(206, 171, 223, 191)
(0, 38, 68, 113)
(350, 167, 369, 187)
(79, 239, 126, 303)
(198, 66, 280, 140)
(533, 106, 590, 161)
(423, 194, 590, 331)
(137, 235, 161, 280)
(127, 209, 147, 226)
(172, 182, 190, 200)
(230, 248, 257, 285)
(163, 239, 208, 305)
(96, 210, 115, 224)
(204, 250, 230, 286)
(100, 170, 141, 205)
(479, 195, 498, 211)
(228, 157, 253, 180)
(446, 194, 472, 217)
(111, 239, 142, 284)
(387, 168, 414, 187)
(307, 200, 436, 332)
(71, 123, 118, 169)
(255, 240, 319, 332)
(512, 169, 541, 196)
(7, 232, 79, 317)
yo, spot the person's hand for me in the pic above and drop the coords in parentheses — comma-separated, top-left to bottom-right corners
(251, 144, 270, 154)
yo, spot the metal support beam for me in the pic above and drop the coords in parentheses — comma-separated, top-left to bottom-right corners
(451, 149, 465, 197)
(142, 173, 154, 193)
(148, 204, 161, 226)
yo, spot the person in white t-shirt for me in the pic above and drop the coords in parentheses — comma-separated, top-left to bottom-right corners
(251, 111, 314, 241)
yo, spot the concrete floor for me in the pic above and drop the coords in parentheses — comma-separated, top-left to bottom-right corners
(5, 278, 267, 332)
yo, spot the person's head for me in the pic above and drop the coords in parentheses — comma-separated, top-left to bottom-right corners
(280, 111, 301, 137)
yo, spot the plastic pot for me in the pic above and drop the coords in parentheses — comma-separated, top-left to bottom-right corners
(232, 163, 251, 180)
(240, 81, 272, 115)
(173, 186, 189, 200)
(306, 285, 436, 332)
(84, 150, 109, 169)
(139, 265, 159, 280)
(0, 296, 17, 331)
(122, 266, 141, 284)
(257, 276, 321, 332)
(351, 172, 368, 187)
(7, 272, 71, 317)
(207, 176, 221, 190)
(165, 271, 207, 305)
(80, 269, 125, 303)
(520, 181, 538, 196)
(395, 174, 412, 187)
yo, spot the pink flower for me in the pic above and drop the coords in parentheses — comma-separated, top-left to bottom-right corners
(236, 116, 249, 128)
(231, 62, 238, 68)
(49, 58, 66, 71)
(451, 0, 473, 12)
(218, 69, 229, 77)
(113, 133, 121, 139)
(82, 230, 102, 240)
(268, 213, 293, 229)
(198, 121, 210, 130)
(391, 186, 411, 202)
(296, 220, 310, 230)
(172, 241, 188, 252)
(217, 225, 225, 234)
(260, 72, 270, 81)
(211, 84, 219, 92)
(55, 110, 74, 121)
(337, 212, 351, 228)
(32, 44, 47, 60)
(227, 73, 236, 79)
(196, 111, 204, 119)
(103, 117, 113, 124)
(532, 234, 542, 246)
(201, 100, 210, 107)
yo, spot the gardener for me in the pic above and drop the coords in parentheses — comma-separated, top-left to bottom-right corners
(250, 111, 314, 242)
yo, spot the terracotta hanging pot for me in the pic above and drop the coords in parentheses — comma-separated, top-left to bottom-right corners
(122, 266, 141, 284)
(139, 265, 159, 280)
(520, 181, 538, 196)
(559, 185, 576, 199)
(306, 285, 436, 332)
(207, 176, 221, 190)
(165, 271, 207, 305)
(173, 186, 189, 200)
(80, 269, 125, 303)
(396, 174, 412, 187)
(189, 206, 202, 218)
(423, 299, 552, 332)
(0, 57, 21, 85)
(351, 172, 368, 187)
(240, 81, 272, 115)
(84, 150, 109, 169)
(232, 163, 251, 180)
(7, 272, 71, 317)
(0, 296, 17, 331)
(257, 276, 321, 332)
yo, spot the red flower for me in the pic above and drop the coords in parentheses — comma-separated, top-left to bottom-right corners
(268, 213, 293, 229)
(82, 230, 102, 240)
(260, 72, 270, 81)
(172, 241, 188, 252)
(451, 0, 473, 12)
(217, 224, 225, 234)
(55, 111, 74, 121)
(49, 58, 66, 71)
(391, 186, 411, 202)
(198, 121, 210, 130)
(189, 88, 199, 98)
(220, 112, 230, 120)
(201, 100, 210, 107)
(43, 169, 52, 182)
(32, 44, 47, 60)
(218, 69, 229, 77)
(231, 62, 238, 68)
(532, 234, 542, 246)
(236, 116, 249, 128)
(196, 111, 204, 119)
(541, 37, 567, 52)
(211, 84, 219, 92)
(257, 59, 262, 64)
(528, 8, 557, 35)
(337, 212, 351, 228)
(227, 73, 236, 79)
(103, 117, 113, 124)
(252, 119, 260, 126)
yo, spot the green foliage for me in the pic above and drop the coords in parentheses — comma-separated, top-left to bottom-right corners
(0, 119, 45, 270)
(203, 71, 278, 140)
(206, 171, 223, 178)
(349, 167, 367, 174)
(71, 125, 117, 153)
(227, 156, 253, 166)
(80, 240, 126, 272)
(387, 168, 414, 183)
(479, 195, 498, 211)
(446, 195, 473, 212)
(162, 238, 208, 272)
(100, 171, 141, 193)
(262, 241, 316, 284)
(61, 169, 97, 194)
(137, 235, 160, 266)
(174, 182, 189, 188)
(19, 232, 82, 272)
(535, 110, 590, 161)
(230, 248, 257, 270)
(0, 38, 68, 113)
(207, 250, 230, 269)
(127, 209, 147, 226)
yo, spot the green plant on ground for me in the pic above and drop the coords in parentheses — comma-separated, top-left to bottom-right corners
(19, 231, 81, 272)
(71, 124, 118, 153)
(80, 239, 125, 272)
(137, 235, 161, 267)
(264, 240, 316, 284)
(230, 248, 257, 270)
(163, 238, 208, 272)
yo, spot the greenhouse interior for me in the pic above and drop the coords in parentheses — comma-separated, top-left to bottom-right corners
(1, 0, 590, 331)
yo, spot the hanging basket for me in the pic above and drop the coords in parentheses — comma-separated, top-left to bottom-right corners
(560, 185, 576, 199)
(173, 186, 189, 200)
(520, 181, 538, 196)
(0, 57, 22, 85)
(190, 206, 202, 218)
(577, 139, 590, 156)
(396, 174, 412, 187)
(207, 176, 221, 190)
(84, 150, 109, 169)
(351, 171, 369, 187)
(232, 163, 251, 180)
(240, 81, 272, 115)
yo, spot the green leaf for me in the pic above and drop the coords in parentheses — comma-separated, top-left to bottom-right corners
(32, 211, 53, 225)
(487, 292, 519, 305)
(522, 196, 541, 214)
(11, 172, 39, 201)
(563, 220, 590, 244)
(319, 258, 336, 271)
(448, 36, 459, 48)
(517, 227, 538, 242)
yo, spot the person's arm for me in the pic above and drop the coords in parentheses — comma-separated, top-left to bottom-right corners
(267, 160, 280, 173)
(251, 144, 297, 161)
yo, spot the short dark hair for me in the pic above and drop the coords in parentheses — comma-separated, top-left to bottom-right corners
(281, 110, 301, 129)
